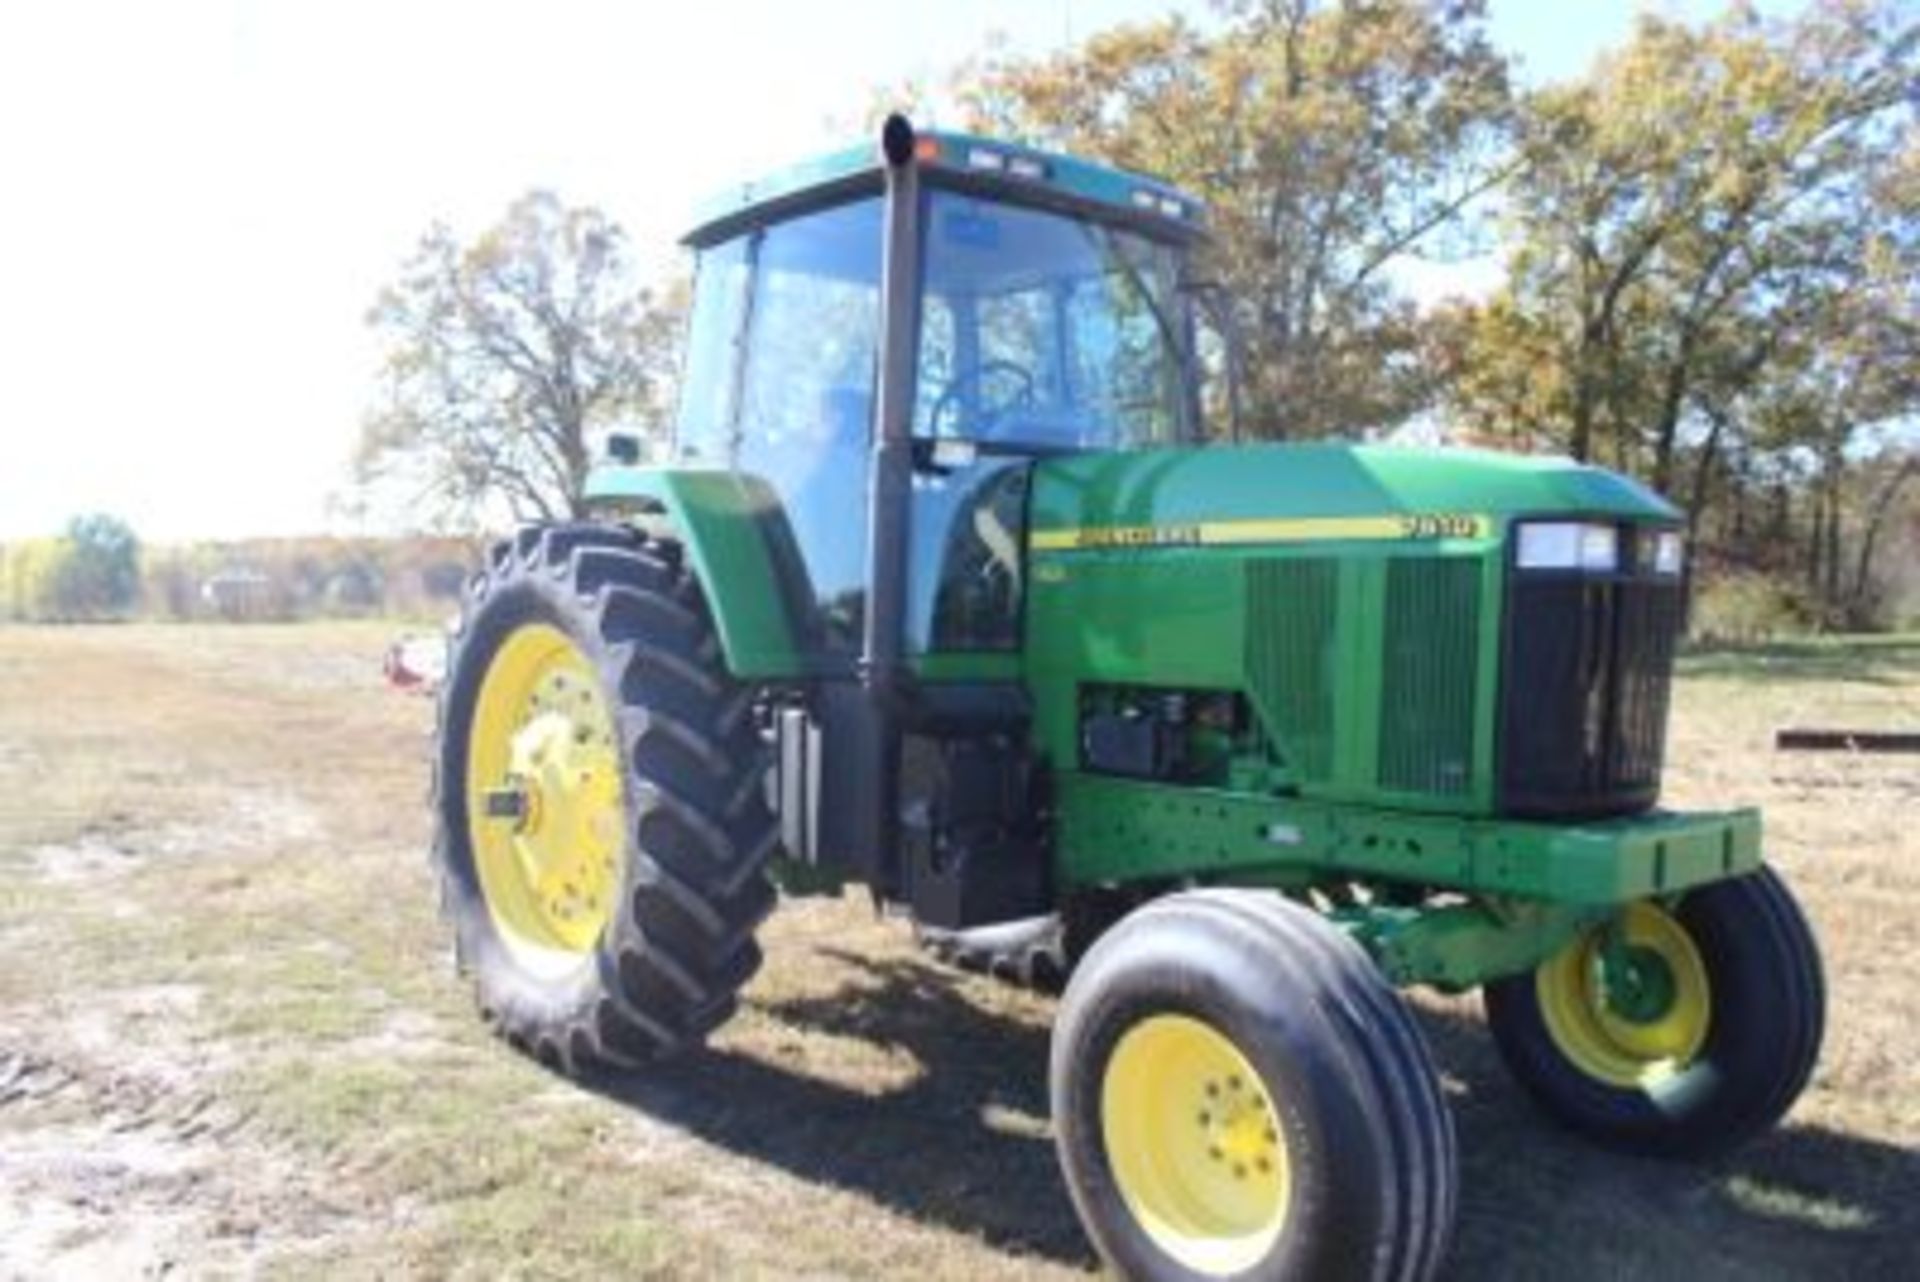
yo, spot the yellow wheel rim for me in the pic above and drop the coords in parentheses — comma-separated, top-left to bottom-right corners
(1101, 1014, 1291, 1276)
(465, 623, 622, 971)
(1537, 902, 1711, 1089)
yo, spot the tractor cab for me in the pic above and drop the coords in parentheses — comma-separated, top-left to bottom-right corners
(667, 122, 1208, 662)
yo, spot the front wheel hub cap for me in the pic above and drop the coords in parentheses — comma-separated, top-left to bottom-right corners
(1100, 1014, 1292, 1276)
(1538, 901, 1712, 1088)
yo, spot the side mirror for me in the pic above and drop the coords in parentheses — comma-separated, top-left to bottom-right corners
(909, 436, 978, 476)
(606, 432, 643, 465)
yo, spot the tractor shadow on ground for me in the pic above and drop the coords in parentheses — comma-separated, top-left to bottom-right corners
(1416, 1003, 1920, 1278)
(583, 949, 1920, 1278)
(580, 948, 1096, 1269)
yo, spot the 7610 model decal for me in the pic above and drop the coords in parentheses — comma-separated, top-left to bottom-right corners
(1030, 513, 1493, 551)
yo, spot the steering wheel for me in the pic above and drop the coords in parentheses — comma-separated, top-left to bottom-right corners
(926, 359, 1038, 440)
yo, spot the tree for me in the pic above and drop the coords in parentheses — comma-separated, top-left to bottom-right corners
(359, 191, 683, 526)
(957, 0, 1513, 439)
(56, 514, 141, 618)
(1430, 1, 1918, 628)
(139, 544, 206, 621)
(0, 541, 60, 621)
(1439, 1, 1915, 478)
(0, 516, 140, 622)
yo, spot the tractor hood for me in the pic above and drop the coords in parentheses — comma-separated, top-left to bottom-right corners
(1026, 443, 1676, 552)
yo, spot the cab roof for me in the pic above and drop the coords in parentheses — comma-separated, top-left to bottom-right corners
(683, 127, 1205, 249)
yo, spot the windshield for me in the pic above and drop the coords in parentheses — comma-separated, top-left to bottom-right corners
(914, 189, 1195, 450)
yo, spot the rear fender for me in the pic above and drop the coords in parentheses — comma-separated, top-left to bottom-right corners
(584, 465, 808, 680)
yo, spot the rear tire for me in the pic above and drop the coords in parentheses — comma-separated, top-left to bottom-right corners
(432, 522, 776, 1073)
(1051, 890, 1456, 1282)
(1483, 867, 1824, 1157)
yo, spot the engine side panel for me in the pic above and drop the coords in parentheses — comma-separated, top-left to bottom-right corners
(1024, 541, 1506, 817)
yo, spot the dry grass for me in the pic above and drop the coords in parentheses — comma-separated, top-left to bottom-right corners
(0, 622, 1914, 1279)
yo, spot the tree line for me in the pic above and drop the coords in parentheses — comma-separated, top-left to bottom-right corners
(1, 516, 141, 622)
(359, 0, 1918, 634)
(0, 523, 479, 624)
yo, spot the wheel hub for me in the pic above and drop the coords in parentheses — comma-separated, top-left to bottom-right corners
(500, 710, 620, 924)
(1197, 1072, 1280, 1179)
(466, 624, 623, 960)
(1537, 902, 1712, 1088)
(1601, 944, 1679, 1025)
(1101, 1014, 1292, 1277)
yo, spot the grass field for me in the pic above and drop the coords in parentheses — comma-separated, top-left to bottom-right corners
(1, 623, 1915, 1279)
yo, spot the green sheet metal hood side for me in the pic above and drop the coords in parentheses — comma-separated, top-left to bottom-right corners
(1028, 444, 1677, 543)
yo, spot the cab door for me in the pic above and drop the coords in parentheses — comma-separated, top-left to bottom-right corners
(677, 197, 884, 663)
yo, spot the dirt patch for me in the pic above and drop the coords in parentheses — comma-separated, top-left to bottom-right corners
(26, 793, 320, 887)
(0, 1048, 379, 1280)
(28, 834, 143, 884)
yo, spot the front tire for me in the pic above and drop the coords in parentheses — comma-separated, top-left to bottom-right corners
(1483, 867, 1825, 1157)
(1051, 890, 1456, 1282)
(432, 523, 777, 1073)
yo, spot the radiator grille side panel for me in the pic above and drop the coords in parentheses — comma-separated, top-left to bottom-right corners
(1379, 557, 1480, 795)
(1245, 558, 1338, 782)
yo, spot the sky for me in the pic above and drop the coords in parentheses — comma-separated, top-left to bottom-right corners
(0, 0, 1803, 541)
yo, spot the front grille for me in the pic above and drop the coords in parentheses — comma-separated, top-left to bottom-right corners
(1499, 533, 1683, 817)
(1613, 580, 1683, 789)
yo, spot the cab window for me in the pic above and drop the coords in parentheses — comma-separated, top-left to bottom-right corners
(674, 237, 750, 463)
(914, 190, 1192, 451)
(734, 198, 884, 651)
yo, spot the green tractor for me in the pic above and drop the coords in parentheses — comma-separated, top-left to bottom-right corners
(431, 117, 1824, 1280)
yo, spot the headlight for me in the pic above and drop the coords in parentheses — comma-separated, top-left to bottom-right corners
(1646, 529, 1684, 576)
(1516, 521, 1619, 572)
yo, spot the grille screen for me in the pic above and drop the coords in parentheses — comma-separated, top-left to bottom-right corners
(1246, 558, 1338, 781)
(1613, 581, 1683, 787)
(1500, 562, 1682, 816)
(1379, 558, 1480, 795)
